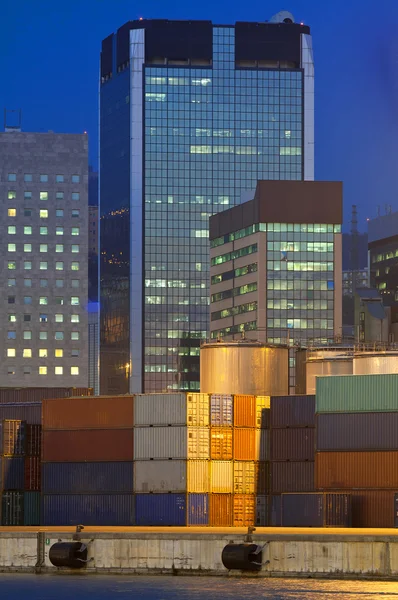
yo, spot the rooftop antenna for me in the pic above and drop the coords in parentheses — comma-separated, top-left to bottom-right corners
(4, 108, 22, 132)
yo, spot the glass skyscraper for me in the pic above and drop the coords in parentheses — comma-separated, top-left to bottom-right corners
(99, 16, 314, 394)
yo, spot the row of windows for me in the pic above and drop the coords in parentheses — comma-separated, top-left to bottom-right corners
(6, 326, 81, 345)
(211, 282, 257, 303)
(371, 250, 398, 264)
(267, 261, 334, 272)
(211, 301, 257, 321)
(8, 244, 80, 253)
(7, 326, 80, 340)
(211, 263, 258, 284)
(211, 243, 258, 266)
(6, 365, 80, 376)
(7, 174, 80, 183)
(8, 279, 79, 288)
(8, 208, 80, 218)
(267, 280, 334, 291)
(8, 225, 80, 235)
(7, 191, 80, 201)
(267, 299, 329, 310)
(267, 319, 334, 330)
(8, 261, 80, 270)
(6, 345, 79, 360)
(210, 224, 341, 248)
(210, 320, 257, 339)
(8, 296, 80, 305)
(145, 347, 200, 356)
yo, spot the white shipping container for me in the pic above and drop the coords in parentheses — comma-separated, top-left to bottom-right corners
(134, 460, 187, 493)
(187, 427, 210, 459)
(134, 426, 210, 460)
(187, 393, 210, 427)
(210, 460, 233, 493)
(187, 460, 210, 493)
(134, 393, 186, 426)
(256, 429, 270, 461)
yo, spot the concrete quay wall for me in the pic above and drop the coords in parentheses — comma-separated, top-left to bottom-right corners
(1, 529, 398, 580)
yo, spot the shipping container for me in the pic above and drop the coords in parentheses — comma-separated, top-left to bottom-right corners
(41, 462, 134, 494)
(234, 461, 257, 495)
(270, 495, 281, 526)
(209, 494, 233, 526)
(0, 403, 41, 425)
(233, 494, 256, 527)
(25, 456, 40, 491)
(0, 387, 92, 405)
(234, 429, 256, 461)
(42, 494, 135, 526)
(255, 496, 268, 526)
(135, 493, 186, 526)
(134, 394, 186, 426)
(210, 461, 233, 493)
(42, 395, 134, 430)
(0, 457, 25, 490)
(187, 427, 210, 459)
(210, 394, 233, 427)
(134, 426, 209, 460)
(256, 396, 270, 428)
(187, 460, 210, 493)
(0, 420, 26, 456)
(270, 395, 316, 429)
(234, 395, 256, 428)
(281, 493, 351, 527)
(187, 493, 209, 526)
(271, 428, 315, 462)
(255, 429, 270, 462)
(316, 374, 398, 414)
(210, 427, 233, 460)
(316, 412, 398, 451)
(315, 451, 398, 489)
(271, 461, 314, 494)
(256, 462, 270, 495)
(187, 393, 210, 427)
(24, 491, 40, 525)
(42, 429, 134, 462)
(134, 460, 186, 493)
(26, 424, 41, 457)
(2, 491, 23, 525)
(332, 489, 395, 528)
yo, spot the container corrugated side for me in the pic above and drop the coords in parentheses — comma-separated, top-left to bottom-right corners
(255, 429, 270, 461)
(26, 424, 41, 457)
(1, 457, 25, 490)
(256, 462, 270, 495)
(210, 461, 233, 493)
(187, 460, 210, 493)
(0, 420, 26, 456)
(271, 428, 315, 461)
(187, 393, 210, 427)
(209, 494, 233, 526)
(234, 395, 256, 428)
(42, 494, 135, 526)
(233, 461, 257, 495)
(334, 489, 395, 528)
(270, 395, 316, 428)
(134, 460, 186, 493)
(210, 395, 233, 427)
(233, 494, 256, 527)
(134, 393, 186, 426)
(316, 412, 398, 451)
(234, 429, 256, 461)
(256, 396, 270, 428)
(41, 462, 134, 494)
(210, 427, 233, 460)
(187, 427, 210, 459)
(324, 492, 352, 527)
(0, 387, 92, 404)
(25, 457, 40, 491)
(270, 495, 281, 526)
(135, 493, 186, 526)
(42, 395, 134, 429)
(255, 496, 268, 526)
(42, 429, 134, 462)
(134, 427, 186, 460)
(315, 451, 398, 489)
(281, 493, 323, 527)
(187, 493, 209, 526)
(316, 374, 398, 414)
(271, 461, 314, 494)
(2, 491, 23, 525)
(23, 491, 40, 525)
(0, 404, 41, 425)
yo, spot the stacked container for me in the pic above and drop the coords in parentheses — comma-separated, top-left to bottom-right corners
(134, 393, 210, 526)
(315, 374, 398, 528)
(269, 395, 316, 525)
(1, 420, 26, 525)
(41, 395, 135, 526)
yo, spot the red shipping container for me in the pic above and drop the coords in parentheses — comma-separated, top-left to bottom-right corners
(271, 461, 314, 494)
(42, 429, 134, 462)
(209, 494, 233, 526)
(271, 428, 315, 461)
(25, 456, 41, 491)
(330, 489, 396, 528)
(43, 396, 134, 430)
(234, 429, 256, 461)
(26, 424, 41, 457)
(316, 451, 398, 490)
(0, 387, 92, 404)
(234, 395, 256, 428)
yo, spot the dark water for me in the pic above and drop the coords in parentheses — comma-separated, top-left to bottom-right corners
(1, 575, 398, 599)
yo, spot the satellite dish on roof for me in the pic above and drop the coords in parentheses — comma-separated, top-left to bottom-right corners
(269, 10, 295, 24)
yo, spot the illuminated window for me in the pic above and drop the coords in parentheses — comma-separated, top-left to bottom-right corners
(40, 227, 47, 235)
(40, 244, 48, 252)
(71, 244, 79, 253)
(23, 331, 32, 340)
(8, 208, 16, 217)
(8, 191, 16, 199)
(40, 279, 47, 287)
(71, 366, 79, 375)
(71, 192, 80, 201)
(8, 173, 16, 182)
(40, 175, 48, 182)
(39, 192, 48, 201)
(8, 314, 16, 322)
(71, 314, 80, 323)
(56, 261, 64, 270)
(24, 226, 32, 234)
(39, 332, 47, 340)
(39, 366, 47, 375)
(55, 366, 63, 375)
(55, 314, 63, 322)
(24, 174, 32, 182)
(24, 261, 32, 270)
(24, 244, 32, 252)
(71, 175, 80, 183)
(56, 244, 64, 252)
(71, 296, 80, 306)
(39, 314, 48, 323)
(8, 262, 16, 270)
(8, 226, 16, 234)
(56, 227, 63, 235)
(71, 262, 79, 271)
(55, 331, 64, 340)
(71, 209, 79, 218)
(71, 331, 79, 340)
(39, 349, 47, 358)
(8, 279, 16, 287)
(71, 227, 79, 236)
(40, 209, 48, 218)
(56, 192, 64, 200)
(23, 349, 32, 358)
(8, 244, 16, 252)
(56, 209, 64, 217)
(55, 349, 63, 358)
(24, 279, 32, 287)
(39, 262, 48, 270)
(7, 349, 16, 357)
(39, 297, 48, 305)
(56, 175, 64, 183)
(7, 331, 16, 340)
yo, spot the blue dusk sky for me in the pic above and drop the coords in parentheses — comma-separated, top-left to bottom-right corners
(1, 0, 398, 231)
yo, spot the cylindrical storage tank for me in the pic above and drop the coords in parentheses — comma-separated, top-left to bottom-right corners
(306, 357, 353, 395)
(353, 353, 398, 376)
(200, 342, 288, 396)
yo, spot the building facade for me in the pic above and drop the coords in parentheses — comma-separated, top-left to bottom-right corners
(0, 131, 89, 387)
(209, 181, 343, 390)
(99, 16, 314, 394)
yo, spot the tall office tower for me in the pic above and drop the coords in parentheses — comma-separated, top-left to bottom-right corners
(368, 210, 398, 309)
(209, 181, 343, 392)
(0, 130, 89, 387)
(99, 13, 314, 394)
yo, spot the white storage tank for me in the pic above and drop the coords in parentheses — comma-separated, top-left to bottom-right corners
(306, 356, 353, 395)
(353, 353, 398, 375)
(200, 341, 288, 396)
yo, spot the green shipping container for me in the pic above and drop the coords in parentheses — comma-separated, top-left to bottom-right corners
(24, 492, 40, 526)
(316, 374, 398, 414)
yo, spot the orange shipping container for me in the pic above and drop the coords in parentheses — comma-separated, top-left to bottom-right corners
(234, 428, 256, 461)
(332, 489, 395, 528)
(43, 396, 134, 430)
(209, 494, 233, 526)
(233, 494, 256, 527)
(210, 427, 233, 460)
(234, 395, 256, 428)
(42, 429, 134, 462)
(316, 451, 398, 490)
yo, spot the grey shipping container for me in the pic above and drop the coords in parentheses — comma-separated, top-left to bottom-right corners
(281, 493, 352, 527)
(2, 491, 23, 525)
(271, 428, 315, 461)
(271, 461, 314, 494)
(210, 394, 233, 426)
(134, 460, 187, 493)
(24, 492, 40, 526)
(316, 412, 398, 451)
(270, 395, 315, 428)
(0, 404, 41, 425)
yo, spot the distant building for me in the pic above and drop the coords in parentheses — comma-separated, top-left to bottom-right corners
(342, 269, 368, 296)
(88, 206, 98, 255)
(354, 288, 389, 343)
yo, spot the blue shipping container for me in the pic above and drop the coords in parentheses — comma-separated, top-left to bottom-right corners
(0, 404, 41, 425)
(281, 493, 352, 527)
(42, 462, 134, 494)
(2, 491, 23, 525)
(187, 494, 209, 526)
(135, 494, 186, 526)
(0, 457, 25, 490)
(24, 492, 40, 526)
(270, 495, 281, 526)
(210, 395, 233, 427)
(42, 494, 135, 526)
